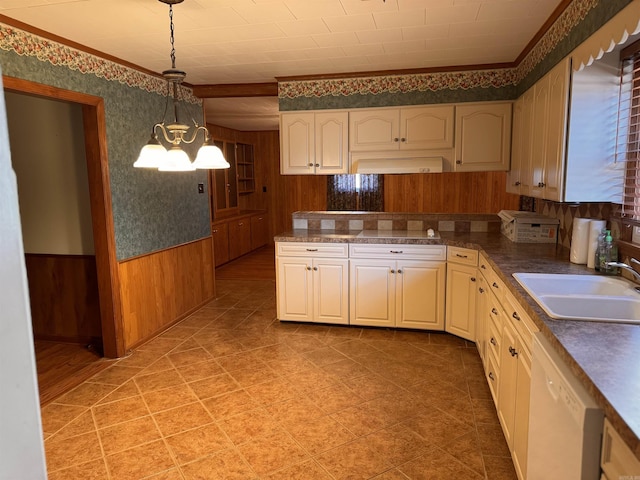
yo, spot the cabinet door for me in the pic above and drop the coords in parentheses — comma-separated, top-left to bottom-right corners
(211, 221, 229, 267)
(543, 58, 570, 201)
(445, 263, 477, 340)
(396, 260, 445, 330)
(350, 259, 395, 327)
(530, 75, 549, 198)
(276, 258, 313, 322)
(315, 111, 349, 174)
(228, 219, 251, 260)
(349, 109, 400, 152)
(475, 274, 488, 362)
(250, 214, 269, 250)
(497, 318, 519, 449)
(512, 344, 532, 480)
(518, 88, 535, 196)
(280, 112, 314, 174)
(313, 259, 349, 325)
(454, 103, 512, 172)
(401, 105, 454, 150)
(506, 96, 523, 195)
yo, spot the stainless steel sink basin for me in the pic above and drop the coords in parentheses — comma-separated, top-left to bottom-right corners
(513, 273, 640, 324)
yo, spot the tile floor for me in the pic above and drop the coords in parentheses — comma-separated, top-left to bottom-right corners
(41, 278, 517, 480)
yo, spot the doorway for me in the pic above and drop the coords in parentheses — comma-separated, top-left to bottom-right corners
(3, 76, 124, 403)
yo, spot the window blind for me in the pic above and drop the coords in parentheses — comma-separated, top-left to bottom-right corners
(618, 40, 640, 220)
(327, 174, 384, 211)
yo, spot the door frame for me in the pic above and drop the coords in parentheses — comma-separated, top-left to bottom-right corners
(4, 75, 124, 358)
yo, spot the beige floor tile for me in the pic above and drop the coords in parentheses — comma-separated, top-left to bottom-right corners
(138, 356, 178, 375)
(47, 458, 109, 480)
(137, 336, 185, 353)
(143, 468, 185, 480)
(302, 346, 349, 367)
(483, 454, 518, 480)
(398, 445, 485, 479)
(165, 423, 234, 464)
(331, 404, 388, 437)
(180, 448, 257, 480)
(168, 346, 213, 367)
(219, 407, 281, 445)
(244, 377, 300, 405)
(92, 395, 150, 428)
(98, 415, 161, 455)
(439, 430, 486, 476)
(264, 459, 333, 480)
(365, 423, 431, 466)
(285, 414, 355, 455)
(89, 365, 143, 386)
(115, 349, 164, 368)
(237, 430, 309, 475)
(95, 379, 140, 404)
(55, 410, 97, 439)
(143, 383, 199, 413)
(477, 422, 512, 457)
(189, 372, 241, 399)
(201, 389, 260, 420)
(229, 364, 280, 388)
(134, 367, 185, 393)
(305, 383, 364, 414)
(153, 401, 214, 436)
(315, 436, 393, 479)
(265, 395, 326, 428)
(40, 403, 87, 434)
(105, 439, 175, 479)
(175, 359, 225, 382)
(45, 430, 103, 472)
(54, 382, 117, 407)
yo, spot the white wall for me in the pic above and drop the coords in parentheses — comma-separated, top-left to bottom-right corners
(6, 92, 94, 255)
(0, 80, 48, 480)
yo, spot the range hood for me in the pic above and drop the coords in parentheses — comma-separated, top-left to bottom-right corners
(351, 153, 444, 174)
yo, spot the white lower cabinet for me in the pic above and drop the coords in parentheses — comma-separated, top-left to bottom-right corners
(276, 242, 349, 324)
(349, 244, 446, 329)
(601, 418, 640, 479)
(445, 247, 479, 340)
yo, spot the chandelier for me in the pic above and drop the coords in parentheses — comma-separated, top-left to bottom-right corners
(134, 0, 229, 171)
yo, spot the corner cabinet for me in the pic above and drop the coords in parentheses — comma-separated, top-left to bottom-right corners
(280, 111, 348, 175)
(349, 105, 454, 152)
(445, 247, 478, 341)
(454, 102, 512, 172)
(348, 244, 446, 329)
(276, 242, 349, 324)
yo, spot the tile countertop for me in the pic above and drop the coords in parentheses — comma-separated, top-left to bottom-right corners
(274, 230, 640, 460)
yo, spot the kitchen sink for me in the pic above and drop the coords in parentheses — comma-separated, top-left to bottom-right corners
(513, 273, 640, 324)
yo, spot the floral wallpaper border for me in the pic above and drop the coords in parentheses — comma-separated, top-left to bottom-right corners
(0, 24, 201, 105)
(278, 0, 601, 100)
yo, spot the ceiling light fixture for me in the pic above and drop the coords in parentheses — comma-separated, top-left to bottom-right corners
(134, 0, 229, 171)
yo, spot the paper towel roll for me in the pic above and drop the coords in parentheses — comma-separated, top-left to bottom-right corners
(570, 218, 592, 264)
(587, 220, 607, 268)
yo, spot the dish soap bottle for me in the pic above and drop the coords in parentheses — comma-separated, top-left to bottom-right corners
(601, 230, 618, 275)
(594, 228, 606, 272)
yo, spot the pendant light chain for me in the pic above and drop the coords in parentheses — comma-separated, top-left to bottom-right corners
(169, 4, 177, 70)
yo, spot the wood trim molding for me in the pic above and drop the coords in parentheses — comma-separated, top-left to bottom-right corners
(4, 75, 125, 358)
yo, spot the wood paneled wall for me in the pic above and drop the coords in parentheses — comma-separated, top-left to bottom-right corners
(25, 254, 102, 343)
(209, 125, 520, 242)
(117, 238, 215, 350)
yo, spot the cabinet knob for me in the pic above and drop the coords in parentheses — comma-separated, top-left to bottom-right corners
(490, 337, 497, 346)
(400, 137, 406, 142)
(315, 163, 320, 167)
(509, 346, 519, 357)
(470, 277, 476, 282)
(213, 229, 218, 233)
(538, 182, 546, 187)
(313, 267, 318, 271)
(479, 287, 485, 293)
(491, 308, 498, 315)
(512, 312, 521, 321)
(390, 269, 395, 274)
(397, 269, 402, 274)
(238, 222, 243, 226)
(308, 163, 314, 167)
(481, 265, 486, 270)
(492, 282, 499, 289)
(394, 138, 399, 142)
(456, 160, 462, 164)
(488, 371, 495, 381)
(515, 181, 521, 186)
(306, 266, 311, 271)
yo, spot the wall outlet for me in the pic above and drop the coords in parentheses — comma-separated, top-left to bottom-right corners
(198, 183, 204, 194)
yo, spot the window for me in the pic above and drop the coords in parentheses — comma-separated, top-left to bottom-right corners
(618, 39, 640, 222)
(327, 174, 384, 211)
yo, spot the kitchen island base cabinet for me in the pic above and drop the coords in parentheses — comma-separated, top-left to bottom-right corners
(276, 242, 349, 325)
(349, 244, 446, 330)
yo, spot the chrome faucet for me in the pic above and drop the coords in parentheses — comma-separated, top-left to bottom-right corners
(605, 257, 640, 283)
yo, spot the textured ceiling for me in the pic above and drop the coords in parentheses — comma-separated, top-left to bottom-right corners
(0, 0, 563, 130)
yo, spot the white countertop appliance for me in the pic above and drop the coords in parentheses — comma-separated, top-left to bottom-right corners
(528, 332, 604, 479)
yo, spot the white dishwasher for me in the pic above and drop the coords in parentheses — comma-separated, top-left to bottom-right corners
(527, 332, 604, 480)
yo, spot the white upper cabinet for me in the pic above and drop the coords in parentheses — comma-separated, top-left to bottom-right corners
(349, 105, 454, 152)
(454, 102, 512, 172)
(280, 111, 348, 175)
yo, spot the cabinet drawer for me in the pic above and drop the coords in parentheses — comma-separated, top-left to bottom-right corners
(276, 242, 348, 258)
(486, 351, 500, 404)
(349, 243, 446, 260)
(503, 290, 539, 351)
(447, 246, 479, 266)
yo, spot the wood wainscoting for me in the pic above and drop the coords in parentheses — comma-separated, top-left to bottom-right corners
(118, 237, 216, 351)
(25, 254, 102, 345)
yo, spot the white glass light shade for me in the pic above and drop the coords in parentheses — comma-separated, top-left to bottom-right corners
(158, 145, 196, 171)
(133, 142, 167, 168)
(192, 144, 230, 169)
